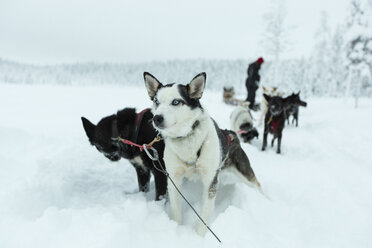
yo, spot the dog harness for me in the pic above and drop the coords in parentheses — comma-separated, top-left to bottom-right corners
(133, 108, 151, 142)
(270, 120, 280, 132)
(115, 108, 156, 152)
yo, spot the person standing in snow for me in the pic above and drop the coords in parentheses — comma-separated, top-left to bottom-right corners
(245, 57, 264, 110)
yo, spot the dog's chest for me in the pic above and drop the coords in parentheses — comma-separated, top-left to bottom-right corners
(168, 133, 205, 165)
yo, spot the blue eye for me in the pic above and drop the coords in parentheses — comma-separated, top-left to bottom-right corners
(172, 99, 180, 106)
(154, 97, 160, 105)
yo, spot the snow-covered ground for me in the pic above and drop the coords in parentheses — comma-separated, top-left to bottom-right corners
(0, 83, 371, 248)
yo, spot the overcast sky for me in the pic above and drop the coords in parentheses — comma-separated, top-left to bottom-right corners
(0, 0, 350, 65)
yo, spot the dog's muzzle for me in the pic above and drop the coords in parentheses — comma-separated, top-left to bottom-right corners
(299, 100, 307, 107)
(153, 115, 165, 129)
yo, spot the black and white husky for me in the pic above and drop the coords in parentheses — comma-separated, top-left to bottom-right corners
(144, 72, 263, 236)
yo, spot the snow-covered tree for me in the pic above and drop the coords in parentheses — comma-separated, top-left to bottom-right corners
(309, 12, 332, 96)
(261, 0, 291, 84)
(329, 25, 347, 97)
(345, 0, 372, 106)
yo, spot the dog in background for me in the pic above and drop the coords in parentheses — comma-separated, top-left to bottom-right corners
(81, 108, 167, 200)
(223, 86, 250, 106)
(144, 72, 263, 236)
(230, 106, 259, 143)
(285, 91, 307, 127)
(261, 94, 290, 154)
(258, 86, 284, 126)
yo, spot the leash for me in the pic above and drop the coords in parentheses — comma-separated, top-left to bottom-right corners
(113, 134, 222, 243)
(115, 135, 161, 152)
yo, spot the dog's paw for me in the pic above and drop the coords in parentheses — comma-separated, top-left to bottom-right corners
(196, 223, 207, 237)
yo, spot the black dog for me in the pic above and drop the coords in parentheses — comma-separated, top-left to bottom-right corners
(261, 94, 289, 154)
(81, 108, 167, 200)
(285, 91, 307, 127)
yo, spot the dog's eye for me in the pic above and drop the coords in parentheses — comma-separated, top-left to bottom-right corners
(153, 97, 160, 105)
(171, 99, 180, 106)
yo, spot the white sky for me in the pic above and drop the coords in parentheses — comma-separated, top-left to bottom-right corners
(0, 0, 350, 65)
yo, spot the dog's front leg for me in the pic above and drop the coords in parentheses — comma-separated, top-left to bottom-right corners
(168, 170, 183, 224)
(262, 126, 268, 151)
(277, 131, 282, 154)
(152, 167, 168, 201)
(134, 164, 151, 193)
(164, 150, 185, 224)
(294, 111, 299, 127)
(196, 172, 218, 236)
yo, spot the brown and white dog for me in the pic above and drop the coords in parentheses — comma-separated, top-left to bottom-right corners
(223, 86, 250, 106)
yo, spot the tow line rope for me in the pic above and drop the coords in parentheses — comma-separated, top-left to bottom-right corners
(113, 135, 222, 243)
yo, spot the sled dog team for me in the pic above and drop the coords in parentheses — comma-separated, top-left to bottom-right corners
(82, 72, 306, 237)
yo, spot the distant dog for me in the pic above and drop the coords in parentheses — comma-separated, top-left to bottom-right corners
(261, 94, 289, 154)
(144, 72, 263, 236)
(81, 108, 167, 200)
(258, 86, 283, 125)
(223, 86, 250, 106)
(285, 91, 307, 127)
(230, 106, 259, 143)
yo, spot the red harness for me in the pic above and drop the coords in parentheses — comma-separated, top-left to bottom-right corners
(271, 120, 280, 132)
(136, 108, 150, 127)
(227, 135, 231, 147)
(118, 108, 151, 151)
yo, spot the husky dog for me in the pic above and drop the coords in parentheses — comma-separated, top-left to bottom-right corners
(258, 86, 283, 126)
(261, 94, 289, 154)
(223, 86, 235, 103)
(81, 108, 167, 200)
(285, 91, 307, 127)
(230, 106, 259, 143)
(223, 86, 250, 106)
(144, 72, 262, 236)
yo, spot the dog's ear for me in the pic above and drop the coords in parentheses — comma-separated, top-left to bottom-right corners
(81, 117, 95, 141)
(273, 87, 277, 92)
(223, 87, 227, 91)
(188, 72, 206, 99)
(297, 90, 301, 96)
(262, 86, 267, 92)
(144, 72, 162, 99)
(263, 93, 271, 102)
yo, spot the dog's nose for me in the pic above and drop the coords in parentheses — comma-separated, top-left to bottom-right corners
(153, 115, 164, 127)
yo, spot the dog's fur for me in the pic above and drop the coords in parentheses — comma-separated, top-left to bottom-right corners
(285, 91, 307, 127)
(230, 106, 259, 143)
(261, 94, 290, 154)
(223, 86, 250, 106)
(81, 108, 167, 200)
(258, 86, 284, 125)
(144, 72, 262, 236)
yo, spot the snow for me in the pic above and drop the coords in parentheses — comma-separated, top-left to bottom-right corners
(1, 83, 372, 248)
